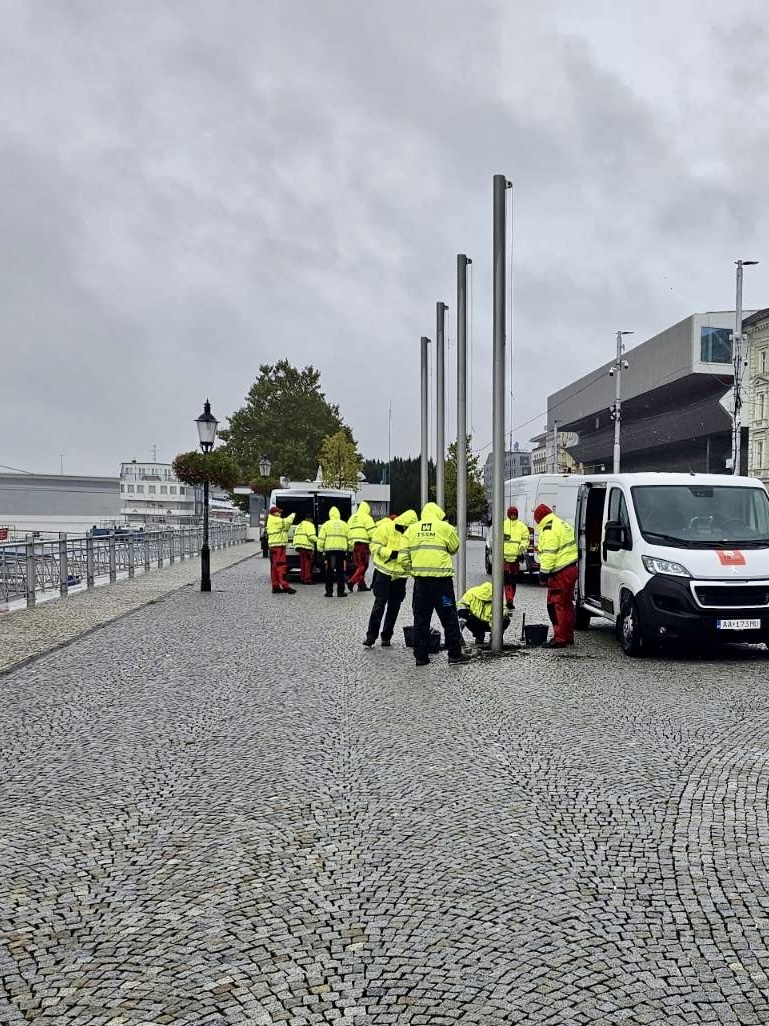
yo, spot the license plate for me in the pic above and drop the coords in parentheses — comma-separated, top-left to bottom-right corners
(716, 618, 761, 630)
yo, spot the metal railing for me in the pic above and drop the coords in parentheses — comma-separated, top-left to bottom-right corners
(0, 523, 248, 608)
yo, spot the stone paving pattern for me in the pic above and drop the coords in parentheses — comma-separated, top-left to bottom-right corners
(2, 541, 769, 1025)
(0, 543, 257, 675)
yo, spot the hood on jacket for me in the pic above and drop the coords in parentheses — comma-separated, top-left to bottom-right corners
(357, 501, 370, 517)
(421, 501, 446, 521)
(328, 506, 341, 520)
(395, 509, 418, 528)
(472, 582, 494, 602)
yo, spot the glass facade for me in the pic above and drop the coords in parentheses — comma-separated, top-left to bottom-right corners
(700, 326, 732, 363)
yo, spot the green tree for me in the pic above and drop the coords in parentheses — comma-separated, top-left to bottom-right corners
(443, 437, 488, 522)
(362, 455, 434, 513)
(218, 361, 349, 482)
(320, 430, 363, 489)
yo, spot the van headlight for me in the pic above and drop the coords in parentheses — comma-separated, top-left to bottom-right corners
(641, 555, 691, 578)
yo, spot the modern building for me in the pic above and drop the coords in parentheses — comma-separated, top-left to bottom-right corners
(746, 308, 769, 486)
(120, 461, 242, 526)
(0, 473, 120, 536)
(482, 447, 531, 503)
(545, 311, 757, 475)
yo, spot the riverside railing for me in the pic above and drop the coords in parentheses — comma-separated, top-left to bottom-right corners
(0, 523, 248, 609)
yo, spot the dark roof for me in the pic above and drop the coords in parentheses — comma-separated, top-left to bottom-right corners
(743, 307, 769, 328)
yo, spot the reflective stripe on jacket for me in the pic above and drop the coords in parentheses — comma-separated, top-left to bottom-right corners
(458, 582, 502, 624)
(537, 512, 577, 573)
(371, 510, 418, 579)
(348, 501, 375, 544)
(398, 502, 459, 578)
(318, 506, 349, 553)
(266, 512, 295, 548)
(292, 520, 317, 550)
(503, 518, 530, 562)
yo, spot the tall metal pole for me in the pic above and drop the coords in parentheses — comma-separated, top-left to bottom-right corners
(611, 330, 632, 474)
(731, 260, 759, 473)
(457, 255, 471, 599)
(491, 175, 510, 652)
(613, 330, 622, 473)
(420, 336, 430, 508)
(436, 302, 447, 508)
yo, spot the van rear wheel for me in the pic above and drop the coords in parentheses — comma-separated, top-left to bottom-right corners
(618, 596, 645, 657)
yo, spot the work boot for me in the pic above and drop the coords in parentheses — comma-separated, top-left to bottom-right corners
(283, 587, 297, 594)
(337, 590, 347, 598)
(324, 592, 333, 598)
(272, 588, 283, 594)
(415, 657, 430, 666)
(542, 639, 567, 649)
(363, 636, 375, 647)
(358, 584, 370, 592)
(380, 638, 392, 647)
(506, 600, 515, 611)
(448, 653, 472, 664)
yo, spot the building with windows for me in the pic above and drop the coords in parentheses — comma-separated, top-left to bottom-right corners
(119, 461, 242, 525)
(482, 447, 532, 504)
(545, 311, 757, 475)
(0, 473, 120, 536)
(746, 308, 769, 486)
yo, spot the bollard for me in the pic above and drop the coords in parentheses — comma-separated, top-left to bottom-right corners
(26, 540, 36, 609)
(109, 532, 117, 583)
(86, 534, 95, 588)
(127, 532, 135, 579)
(59, 532, 69, 598)
(144, 533, 151, 572)
(179, 526, 186, 561)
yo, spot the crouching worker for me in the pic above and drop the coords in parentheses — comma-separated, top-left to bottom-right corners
(363, 509, 418, 647)
(292, 513, 318, 584)
(457, 582, 510, 644)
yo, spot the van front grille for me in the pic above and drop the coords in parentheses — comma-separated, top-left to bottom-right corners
(693, 585, 769, 609)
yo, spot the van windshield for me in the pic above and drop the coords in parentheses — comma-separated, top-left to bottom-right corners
(630, 485, 769, 548)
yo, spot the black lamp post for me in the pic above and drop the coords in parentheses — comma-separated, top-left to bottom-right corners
(195, 399, 218, 591)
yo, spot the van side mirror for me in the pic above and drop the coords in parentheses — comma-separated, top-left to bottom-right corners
(604, 520, 628, 551)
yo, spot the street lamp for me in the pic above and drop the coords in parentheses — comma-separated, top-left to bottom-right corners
(259, 455, 271, 478)
(195, 399, 218, 591)
(609, 331, 633, 473)
(732, 260, 759, 475)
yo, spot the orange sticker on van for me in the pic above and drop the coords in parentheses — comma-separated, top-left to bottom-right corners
(716, 550, 746, 565)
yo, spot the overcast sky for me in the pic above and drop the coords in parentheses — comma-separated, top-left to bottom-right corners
(2, 0, 768, 478)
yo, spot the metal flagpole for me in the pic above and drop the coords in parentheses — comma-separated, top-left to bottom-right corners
(420, 337, 430, 508)
(456, 255, 471, 599)
(491, 175, 510, 653)
(436, 302, 447, 508)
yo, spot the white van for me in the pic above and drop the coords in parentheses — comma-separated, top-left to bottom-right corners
(485, 474, 582, 574)
(575, 473, 769, 655)
(268, 487, 357, 576)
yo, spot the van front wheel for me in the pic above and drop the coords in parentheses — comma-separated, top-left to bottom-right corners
(618, 596, 645, 657)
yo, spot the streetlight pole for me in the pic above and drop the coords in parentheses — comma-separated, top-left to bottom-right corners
(195, 399, 218, 591)
(732, 259, 759, 475)
(610, 331, 633, 473)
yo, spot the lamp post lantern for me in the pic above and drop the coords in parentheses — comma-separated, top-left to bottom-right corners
(195, 399, 218, 591)
(258, 455, 272, 479)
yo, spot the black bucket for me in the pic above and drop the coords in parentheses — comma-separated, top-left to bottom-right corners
(403, 625, 442, 653)
(523, 623, 549, 647)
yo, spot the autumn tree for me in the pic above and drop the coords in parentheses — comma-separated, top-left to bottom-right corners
(219, 361, 349, 482)
(320, 430, 363, 490)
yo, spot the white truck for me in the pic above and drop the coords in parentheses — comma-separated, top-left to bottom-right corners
(575, 472, 769, 655)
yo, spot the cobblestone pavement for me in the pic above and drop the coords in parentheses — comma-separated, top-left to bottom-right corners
(0, 543, 257, 675)
(2, 541, 769, 1025)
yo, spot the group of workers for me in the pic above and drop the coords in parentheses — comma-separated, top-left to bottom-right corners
(264, 498, 578, 660)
